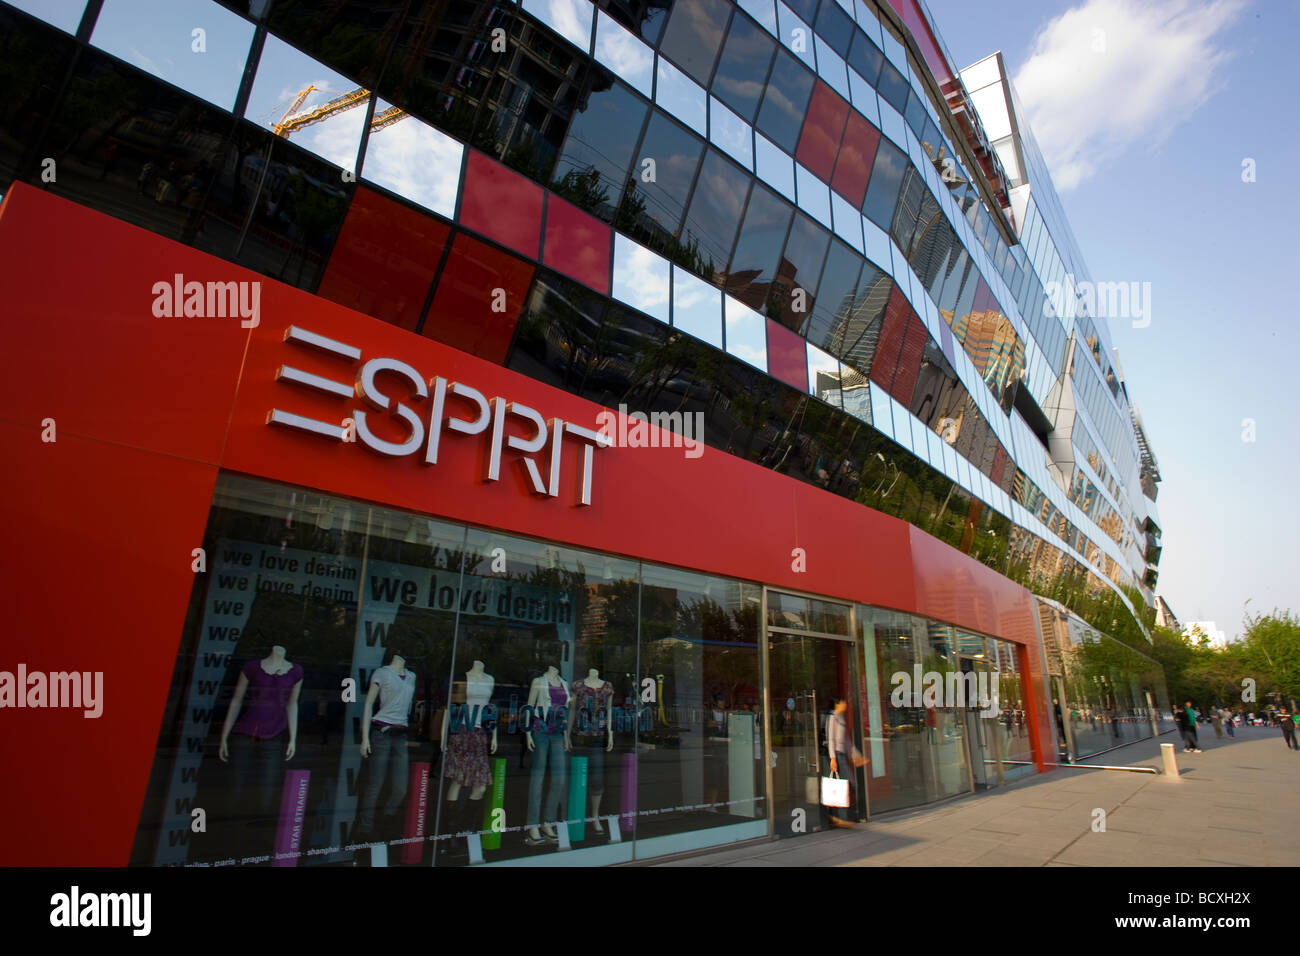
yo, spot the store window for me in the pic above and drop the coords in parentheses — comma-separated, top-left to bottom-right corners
(134, 474, 768, 866)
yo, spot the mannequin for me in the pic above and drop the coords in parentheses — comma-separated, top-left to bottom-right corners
(523, 665, 570, 846)
(358, 650, 417, 837)
(218, 645, 303, 858)
(442, 660, 498, 801)
(569, 667, 614, 833)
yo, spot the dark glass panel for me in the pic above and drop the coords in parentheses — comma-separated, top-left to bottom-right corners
(551, 77, 648, 222)
(378, 6, 572, 183)
(711, 10, 776, 122)
(889, 163, 926, 254)
(806, 239, 863, 356)
(658, 0, 731, 84)
(0, 8, 78, 190)
(862, 137, 906, 229)
(755, 48, 814, 153)
(876, 60, 909, 114)
(614, 110, 704, 259)
(725, 182, 794, 311)
(681, 147, 751, 282)
(814, 0, 854, 57)
(767, 211, 829, 332)
(846, 30, 882, 85)
(837, 262, 892, 372)
(265, 0, 403, 89)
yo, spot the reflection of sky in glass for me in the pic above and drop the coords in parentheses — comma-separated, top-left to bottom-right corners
(91, 0, 254, 111)
(594, 11, 652, 97)
(9, 0, 86, 34)
(522, 0, 592, 51)
(245, 34, 367, 171)
(362, 99, 462, 218)
(709, 97, 752, 170)
(754, 132, 795, 200)
(656, 58, 706, 136)
(612, 235, 670, 321)
(795, 163, 832, 228)
(725, 296, 766, 370)
(775, 2, 814, 69)
(672, 266, 722, 347)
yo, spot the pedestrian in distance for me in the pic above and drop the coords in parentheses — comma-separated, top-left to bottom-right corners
(1210, 709, 1223, 739)
(1183, 701, 1203, 752)
(1222, 708, 1235, 738)
(1173, 705, 1197, 753)
(1278, 709, 1298, 750)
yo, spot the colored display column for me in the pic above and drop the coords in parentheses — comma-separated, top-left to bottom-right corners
(480, 757, 507, 851)
(273, 770, 311, 867)
(402, 761, 430, 864)
(567, 756, 588, 843)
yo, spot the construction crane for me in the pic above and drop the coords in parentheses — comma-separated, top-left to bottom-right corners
(272, 85, 408, 138)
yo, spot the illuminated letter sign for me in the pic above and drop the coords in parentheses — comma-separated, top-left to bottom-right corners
(267, 326, 610, 504)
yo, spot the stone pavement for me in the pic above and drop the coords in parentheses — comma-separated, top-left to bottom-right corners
(655, 725, 1300, 867)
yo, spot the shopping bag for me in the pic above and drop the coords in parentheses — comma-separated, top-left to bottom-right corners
(820, 772, 850, 807)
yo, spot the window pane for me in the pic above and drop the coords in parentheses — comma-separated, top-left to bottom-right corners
(711, 11, 776, 122)
(245, 34, 368, 171)
(615, 112, 704, 258)
(725, 183, 793, 311)
(681, 148, 751, 281)
(658, 0, 732, 85)
(862, 137, 907, 230)
(755, 48, 814, 153)
(92, 0, 254, 112)
(362, 100, 463, 218)
(769, 211, 829, 331)
(552, 79, 648, 223)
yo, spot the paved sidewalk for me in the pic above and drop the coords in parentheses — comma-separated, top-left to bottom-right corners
(657, 726, 1300, 867)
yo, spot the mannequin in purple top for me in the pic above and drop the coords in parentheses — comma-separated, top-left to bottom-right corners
(216, 644, 303, 859)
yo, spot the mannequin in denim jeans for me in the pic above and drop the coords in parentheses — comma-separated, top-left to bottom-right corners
(524, 665, 570, 846)
(357, 652, 416, 836)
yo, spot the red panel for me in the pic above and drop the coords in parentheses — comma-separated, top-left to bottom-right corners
(0, 186, 248, 465)
(890, 313, 927, 405)
(831, 111, 880, 209)
(457, 150, 544, 259)
(765, 318, 808, 392)
(908, 525, 1037, 646)
(795, 81, 849, 183)
(868, 285, 910, 392)
(542, 196, 611, 294)
(317, 186, 450, 332)
(423, 233, 534, 364)
(0, 420, 220, 864)
(991, 443, 1008, 487)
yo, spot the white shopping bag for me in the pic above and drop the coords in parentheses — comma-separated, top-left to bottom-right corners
(820, 773, 850, 807)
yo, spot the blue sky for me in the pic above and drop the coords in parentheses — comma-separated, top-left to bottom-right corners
(926, 0, 1298, 640)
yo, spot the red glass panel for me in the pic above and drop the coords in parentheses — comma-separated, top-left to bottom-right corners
(458, 150, 544, 259)
(423, 233, 534, 364)
(794, 81, 849, 183)
(766, 318, 808, 391)
(542, 195, 611, 294)
(831, 111, 880, 209)
(891, 313, 927, 404)
(317, 187, 450, 331)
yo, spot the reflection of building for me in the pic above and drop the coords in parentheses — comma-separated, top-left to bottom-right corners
(1154, 596, 1179, 631)
(1, 0, 1167, 867)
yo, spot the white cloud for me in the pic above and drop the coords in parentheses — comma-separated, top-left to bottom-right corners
(1012, 0, 1244, 191)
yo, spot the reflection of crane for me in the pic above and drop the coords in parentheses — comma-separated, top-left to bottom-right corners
(272, 85, 407, 138)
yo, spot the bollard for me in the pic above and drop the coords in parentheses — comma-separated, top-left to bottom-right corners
(1160, 742, 1179, 778)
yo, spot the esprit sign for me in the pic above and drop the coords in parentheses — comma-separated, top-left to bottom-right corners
(266, 326, 610, 504)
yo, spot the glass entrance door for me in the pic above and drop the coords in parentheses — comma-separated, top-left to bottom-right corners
(765, 591, 862, 835)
